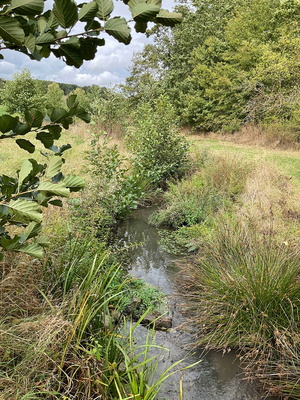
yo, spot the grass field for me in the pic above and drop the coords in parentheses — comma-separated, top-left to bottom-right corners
(188, 135, 300, 187)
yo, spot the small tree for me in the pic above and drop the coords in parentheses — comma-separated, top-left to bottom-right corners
(46, 82, 65, 109)
(72, 87, 89, 110)
(126, 95, 189, 188)
(1, 69, 47, 114)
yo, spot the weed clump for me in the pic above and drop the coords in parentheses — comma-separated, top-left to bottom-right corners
(151, 153, 252, 228)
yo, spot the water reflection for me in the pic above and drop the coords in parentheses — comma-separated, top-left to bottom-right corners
(117, 208, 269, 400)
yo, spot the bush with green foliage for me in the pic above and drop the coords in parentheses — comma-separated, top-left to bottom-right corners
(84, 131, 146, 220)
(46, 81, 65, 109)
(151, 152, 252, 228)
(0, 69, 47, 115)
(126, 96, 189, 188)
(126, 0, 300, 133)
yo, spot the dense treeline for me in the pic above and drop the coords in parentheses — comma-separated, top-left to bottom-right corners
(124, 0, 300, 134)
(0, 69, 108, 114)
(0, 69, 112, 115)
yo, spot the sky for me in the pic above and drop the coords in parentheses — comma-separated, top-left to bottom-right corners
(0, 0, 174, 87)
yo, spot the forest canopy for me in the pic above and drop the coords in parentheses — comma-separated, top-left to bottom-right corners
(124, 0, 300, 133)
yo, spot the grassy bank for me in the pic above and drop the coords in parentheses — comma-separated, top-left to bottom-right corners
(153, 139, 300, 398)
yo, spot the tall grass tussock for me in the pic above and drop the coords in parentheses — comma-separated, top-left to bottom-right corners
(148, 143, 300, 397)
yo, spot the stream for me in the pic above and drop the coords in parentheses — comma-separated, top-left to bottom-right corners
(117, 207, 272, 400)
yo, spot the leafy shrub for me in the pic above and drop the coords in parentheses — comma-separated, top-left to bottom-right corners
(85, 131, 146, 220)
(126, 96, 189, 188)
(151, 153, 252, 228)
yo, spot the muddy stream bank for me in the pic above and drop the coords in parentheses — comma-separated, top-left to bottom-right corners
(117, 207, 276, 400)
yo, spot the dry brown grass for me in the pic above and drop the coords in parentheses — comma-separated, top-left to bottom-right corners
(230, 123, 300, 150)
(187, 123, 300, 150)
(0, 254, 43, 320)
(236, 162, 300, 244)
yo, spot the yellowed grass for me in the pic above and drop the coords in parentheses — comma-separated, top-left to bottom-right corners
(0, 122, 92, 176)
(187, 132, 300, 191)
(236, 162, 300, 245)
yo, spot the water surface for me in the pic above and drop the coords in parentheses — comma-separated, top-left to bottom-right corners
(118, 207, 271, 400)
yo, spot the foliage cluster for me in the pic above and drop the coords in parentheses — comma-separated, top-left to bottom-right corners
(151, 152, 251, 228)
(84, 131, 146, 221)
(0, 94, 89, 259)
(125, 0, 300, 134)
(126, 96, 189, 188)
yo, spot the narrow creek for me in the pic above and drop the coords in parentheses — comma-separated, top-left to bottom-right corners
(117, 207, 275, 400)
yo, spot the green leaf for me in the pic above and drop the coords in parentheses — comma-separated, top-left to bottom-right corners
(134, 20, 147, 33)
(0, 205, 9, 217)
(131, 3, 160, 21)
(36, 235, 50, 247)
(55, 29, 67, 39)
(49, 143, 71, 155)
(47, 124, 62, 139)
(48, 198, 63, 207)
(148, 0, 161, 6)
(64, 36, 80, 47)
(16, 139, 35, 153)
(79, 1, 98, 21)
(36, 131, 54, 148)
(24, 33, 36, 53)
(46, 156, 64, 178)
(35, 32, 55, 44)
(24, 109, 44, 128)
(16, 242, 43, 258)
(62, 175, 85, 192)
(37, 16, 47, 32)
(52, 45, 83, 68)
(49, 107, 68, 123)
(13, 122, 31, 135)
(79, 36, 104, 61)
(53, 0, 78, 28)
(66, 94, 79, 109)
(96, 0, 114, 20)
(154, 9, 182, 26)
(128, 0, 142, 10)
(0, 115, 18, 133)
(0, 16, 25, 45)
(75, 107, 90, 123)
(8, 198, 42, 223)
(19, 221, 41, 243)
(39, 181, 70, 197)
(84, 19, 101, 31)
(9, 0, 44, 15)
(104, 17, 131, 45)
(18, 159, 33, 189)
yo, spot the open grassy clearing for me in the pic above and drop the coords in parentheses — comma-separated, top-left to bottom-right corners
(188, 134, 300, 187)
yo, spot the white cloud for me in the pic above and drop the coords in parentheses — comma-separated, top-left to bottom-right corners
(0, 61, 17, 79)
(0, 0, 176, 86)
